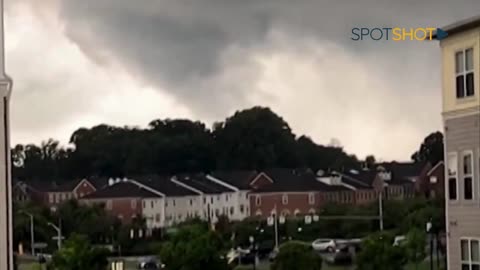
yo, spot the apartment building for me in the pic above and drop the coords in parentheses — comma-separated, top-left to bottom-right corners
(435, 16, 480, 270)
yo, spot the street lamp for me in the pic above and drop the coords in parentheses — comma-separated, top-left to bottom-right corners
(48, 222, 63, 250)
(19, 211, 35, 256)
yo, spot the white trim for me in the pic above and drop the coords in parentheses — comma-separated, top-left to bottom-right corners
(462, 150, 475, 200)
(447, 152, 459, 201)
(460, 237, 480, 269)
(205, 175, 239, 192)
(426, 161, 445, 176)
(170, 177, 204, 195)
(340, 182, 357, 190)
(72, 179, 96, 194)
(126, 179, 166, 197)
(250, 172, 274, 186)
(454, 48, 475, 99)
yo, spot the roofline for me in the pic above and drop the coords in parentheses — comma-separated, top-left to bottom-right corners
(334, 171, 371, 188)
(170, 177, 204, 195)
(426, 161, 444, 176)
(433, 15, 480, 39)
(72, 178, 96, 194)
(127, 179, 166, 197)
(250, 172, 274, 186)
(205, 174, 239, 192)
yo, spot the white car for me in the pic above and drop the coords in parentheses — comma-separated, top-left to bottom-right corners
(312, 239, 336, 252)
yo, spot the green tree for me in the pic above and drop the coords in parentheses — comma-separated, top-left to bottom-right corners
(356, 232, 407, 270)
(411, 131, 444, 165)
(49, 234, 109, 270)
(406, 228, 427, 270)
(160, 225, 228, 270)
(271, 242, 322, 270)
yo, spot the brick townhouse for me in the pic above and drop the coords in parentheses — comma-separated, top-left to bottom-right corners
(249, 169, 354, 218)
(81, 179, 161, 224)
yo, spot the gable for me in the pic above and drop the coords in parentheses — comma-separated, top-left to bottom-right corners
(250, 172, 274, 189)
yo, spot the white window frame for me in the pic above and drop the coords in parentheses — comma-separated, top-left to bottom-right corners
(455, 48, 475, 99)
(463, 150, 475, 200)
(282, 194, 288, 205)
(106, 200, 112, 210)
(448, 152, 459, 201)
(461, 238, 480, 269)
(131, 199, 137, 209)
(308, 193, 315, 205)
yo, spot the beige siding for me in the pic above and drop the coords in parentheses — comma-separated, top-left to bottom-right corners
(445, 113, 480, 270)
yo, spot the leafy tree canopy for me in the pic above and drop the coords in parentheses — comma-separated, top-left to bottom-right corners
(271, 242, 323, 270)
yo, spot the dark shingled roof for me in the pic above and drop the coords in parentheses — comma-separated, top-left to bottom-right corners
(379, 162, 425, 184)
(433, 15, 480, 39)
(82, 181, 161, 199)
(340, 169, 378, 187)
(23, 179, 83, 192)
(209, 170, 258, 190)
(132, 175, 198, 197)
(252, 168, 350, 193)
(175, 173, 235, 194)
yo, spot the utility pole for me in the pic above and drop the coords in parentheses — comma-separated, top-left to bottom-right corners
(0, 0, 13, 269)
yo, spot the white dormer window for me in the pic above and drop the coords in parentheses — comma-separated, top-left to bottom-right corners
(456, 48, 475, 98)
(282, 194, 288, 205)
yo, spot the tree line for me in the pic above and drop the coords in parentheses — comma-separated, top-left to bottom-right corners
(11, 106, 444, 183)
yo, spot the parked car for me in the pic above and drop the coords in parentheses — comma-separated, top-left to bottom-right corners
(312, 239, 336, 252)
(137, 258, 165, 270)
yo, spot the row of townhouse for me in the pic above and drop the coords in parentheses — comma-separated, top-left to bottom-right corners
(13, 161, 445, 230)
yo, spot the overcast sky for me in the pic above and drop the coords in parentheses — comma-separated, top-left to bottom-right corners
(4, 0, 480, 161)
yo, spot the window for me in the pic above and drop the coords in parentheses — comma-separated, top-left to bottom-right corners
(49, 194, 54, 204)
(151, 201, 154, 208)
(308, 193, 315, 205)
(282, 194, 288, 205)
(456, 48, 475, 99)
(210, 197, 214, 204)
(155, 214, 161, 222)
(142, 201, 146, 208)
(240, 205, 245, 213)
(230, 207, 234, 216)
(189, 199, 193, 206)
(448, 153, 458, 200)
(462, 239, 480, 270)
(464, 151, 474, 200)
(255, 195, 261, 206)
(106, 200, 112, 210)
(173, 199, 176, 206)
(225, 194, 229, 202)
(430, 176, 438, 184)
(131, 199, 137, 209)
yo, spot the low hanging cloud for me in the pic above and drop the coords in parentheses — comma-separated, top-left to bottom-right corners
(5, 0, 480, 160)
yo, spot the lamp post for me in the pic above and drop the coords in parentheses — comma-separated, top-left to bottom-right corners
(249, 236, 256, 270)
(48, 222, 63, 250)
(19, 211, 35, 256)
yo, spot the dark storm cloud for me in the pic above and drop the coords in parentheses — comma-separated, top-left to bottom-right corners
(58, 0, 480, 117)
